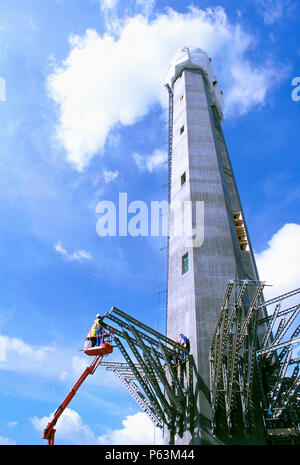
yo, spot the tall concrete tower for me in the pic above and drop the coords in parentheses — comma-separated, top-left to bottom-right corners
(165, 46, 267, 444)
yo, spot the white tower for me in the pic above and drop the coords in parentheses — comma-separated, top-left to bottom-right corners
(165, 46, 267, 444)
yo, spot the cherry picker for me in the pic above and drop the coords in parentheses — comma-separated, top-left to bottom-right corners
(42, 329, 113, 445)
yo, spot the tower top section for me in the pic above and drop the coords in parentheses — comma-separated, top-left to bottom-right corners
(165, 46, 224, 121)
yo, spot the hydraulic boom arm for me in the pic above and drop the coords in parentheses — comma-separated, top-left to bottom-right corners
(43, 354, 103, 445)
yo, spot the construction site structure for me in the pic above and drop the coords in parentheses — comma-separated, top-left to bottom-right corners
(42, 309, 192, 445)
(42, 297, 299, 445)
(210, 281, 300, 444)
(102, 295, 299, 445)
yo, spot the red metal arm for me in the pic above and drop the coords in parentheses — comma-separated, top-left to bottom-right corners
(43, 354, 103, 445)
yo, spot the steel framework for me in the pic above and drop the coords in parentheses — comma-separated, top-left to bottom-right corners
(104, 306, 194, 441)
(209, 280, 300, 443)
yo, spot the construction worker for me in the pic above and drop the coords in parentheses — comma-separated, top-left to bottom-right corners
(178, 333, 189, 362)
(95, 313, 107, 346)
(87, 319, 100, 347)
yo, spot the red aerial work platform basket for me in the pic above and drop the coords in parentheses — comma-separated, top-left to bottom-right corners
(83, 328, 113, 356)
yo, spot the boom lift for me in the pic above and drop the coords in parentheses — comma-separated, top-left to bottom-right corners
(43, 330, 113, 445)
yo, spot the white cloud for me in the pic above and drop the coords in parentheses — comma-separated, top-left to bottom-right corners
(133, 149, 167, 172)
(0, 435, 17, 445)
(30, 408, 97, 445)
(99, 0, 119, 11)
(54, 241, 68, 257)
(59, 371, 68, 381)
(71, 250, 93, 261)
(255, 223, 300, 360)
(103, 169, 119, 183)
(255, 223, 300, 301)
(7, 421, 18, 427)
(224, 60, 277, 116)
(0, 77, 6, 102)
(132, 153, 145, 170)
(47, 6, 284, 171)
(54, 241, 93, 261)
(255, 0, 285, 24)
(0, 335, 55, 365)
(0, 334, 70, 381)
(107, 133, 120, 147)
(99, 0, 155, 16)
(97, 411, 164, 445)
(134, 0, 155, 17)
(0, 335, 106, 385)
(72, 355, 89, 374)
(31, 409, 163, 445)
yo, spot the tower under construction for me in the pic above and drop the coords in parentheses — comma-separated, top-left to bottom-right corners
(165, 46, 268, 444)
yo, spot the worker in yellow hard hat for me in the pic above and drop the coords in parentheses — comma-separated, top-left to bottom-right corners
(87, 319, 99, 347)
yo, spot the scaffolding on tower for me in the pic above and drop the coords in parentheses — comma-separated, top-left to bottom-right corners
(209, 281, 300, 443)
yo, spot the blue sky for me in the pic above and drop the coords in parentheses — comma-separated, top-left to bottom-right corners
(0, 0, 299, 445)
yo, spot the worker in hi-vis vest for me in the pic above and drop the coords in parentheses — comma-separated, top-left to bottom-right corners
(88, 319, 99, 347)
(95, 313, 107, 346)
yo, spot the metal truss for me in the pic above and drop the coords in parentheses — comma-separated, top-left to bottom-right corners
(257, 295, 300, 439)
(104, 306, 194, 439)
(101, 362, 163, 428)
(209, 280, 300, 441)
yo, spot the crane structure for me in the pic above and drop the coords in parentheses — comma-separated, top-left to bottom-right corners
(210, 280, 300, 444)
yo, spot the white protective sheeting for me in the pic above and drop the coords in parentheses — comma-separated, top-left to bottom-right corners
(165, 46, 224, 121)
